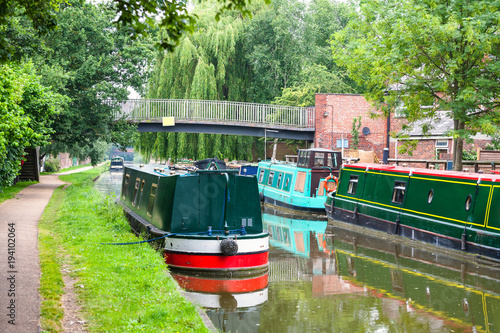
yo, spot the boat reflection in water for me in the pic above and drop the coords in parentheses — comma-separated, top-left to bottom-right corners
(261, 209, 500, 332)
(171, 271, 268, 333)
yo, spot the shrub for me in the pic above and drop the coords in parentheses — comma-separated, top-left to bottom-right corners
(44, 158, 61, 173)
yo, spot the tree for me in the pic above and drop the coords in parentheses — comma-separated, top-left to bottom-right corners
(351, 116, 361, 150)
(0, 62, 63, 186)
(39, 1, 154, 164)
(274, 64, 357, 107)
(109, 0, 267, 53)
(0, 0, 65, 62)
(332, 0, 500, 171)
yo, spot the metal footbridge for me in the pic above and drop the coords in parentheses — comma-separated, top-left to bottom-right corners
(115, 99, 316, 140)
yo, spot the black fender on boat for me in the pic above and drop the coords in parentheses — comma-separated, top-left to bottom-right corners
(220, 238, 238, 256)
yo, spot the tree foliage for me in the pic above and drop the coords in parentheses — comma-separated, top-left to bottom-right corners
(38, 1, 154, 164)
(0, 0, 65, 62)
(110, 0, 267, 53)
(332, 0, 500, 170)
(138, 0, 358, 162)
(0, 62, 63, 186)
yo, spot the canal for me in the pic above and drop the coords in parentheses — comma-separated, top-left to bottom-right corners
(96, 170, 500, 333)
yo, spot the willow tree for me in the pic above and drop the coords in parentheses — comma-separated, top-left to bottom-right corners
(332, 0, 500, 171)
(139, 0, 258, 163)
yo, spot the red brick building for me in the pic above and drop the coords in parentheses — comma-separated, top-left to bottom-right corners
(314, 93, 491, 162)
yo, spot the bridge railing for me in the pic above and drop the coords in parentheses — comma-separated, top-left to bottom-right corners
(114, 99, 315, 129)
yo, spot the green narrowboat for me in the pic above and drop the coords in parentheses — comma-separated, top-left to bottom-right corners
(119, 164, 269, 273)
(109, 156, 124, 171)
(257, 148, 342, 214)
(325, 163, 500, 260)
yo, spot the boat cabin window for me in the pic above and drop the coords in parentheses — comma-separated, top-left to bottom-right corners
(277, 173, 283, 188)
(298, 151, 306, 166)
(137, 180, 145, 209)
(297, 150, 338, 168)
(147, 183, 157, 217)
(327, 153, 339, 168)
(284, 175, 291, 191)
(122, 174, 130, 200)
(465, 194, 472, 211)
(427, 189, 434, 204)
(268, 171, 275, 186)
(314, 153, 325, 167)
(132, 178, 141, 206)
(392, 181, 406, 204)
(258, 169, 265, 183)
(347, 175, 359, 195)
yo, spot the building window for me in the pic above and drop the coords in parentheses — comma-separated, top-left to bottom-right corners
(336, 139, 349, 148)
(392, 181, 406, 204)
(347, 175, 359, 195)
(394, 100, 407, 118)
(435, 140, 448, 148)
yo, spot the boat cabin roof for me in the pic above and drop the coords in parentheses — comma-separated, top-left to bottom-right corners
(345, 163, 500, 182)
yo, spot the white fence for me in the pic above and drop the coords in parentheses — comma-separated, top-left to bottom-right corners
(114, 99, 315, 129)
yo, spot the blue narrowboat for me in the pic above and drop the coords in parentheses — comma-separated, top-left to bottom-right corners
(257, 148, 342, 214)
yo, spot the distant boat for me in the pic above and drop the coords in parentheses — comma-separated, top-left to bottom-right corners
(119, 164, 269, 273)
(257, 148, 342, 214)
(325, 163, 500, 261)
(109, 156, 124, 171)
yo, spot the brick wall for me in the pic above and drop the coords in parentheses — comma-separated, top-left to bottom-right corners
(315, 94, 387, 160)
(314, 93, 492, 163)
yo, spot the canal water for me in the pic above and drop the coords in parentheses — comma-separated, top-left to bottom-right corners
(96, 170, 500, 333)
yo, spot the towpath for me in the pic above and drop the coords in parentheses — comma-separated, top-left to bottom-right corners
(0, 165, 100, 333)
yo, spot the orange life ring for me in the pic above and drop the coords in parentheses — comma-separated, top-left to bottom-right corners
(322, 175, 338, 193)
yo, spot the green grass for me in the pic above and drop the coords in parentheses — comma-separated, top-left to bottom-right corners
(39, 166, 210, 333)
(0, 180, 38, 204)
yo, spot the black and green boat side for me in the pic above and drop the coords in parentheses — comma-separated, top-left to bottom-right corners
(325, 163, 500, 261)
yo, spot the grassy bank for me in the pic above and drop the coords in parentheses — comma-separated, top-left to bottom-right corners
(38, 165, 210, 332)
